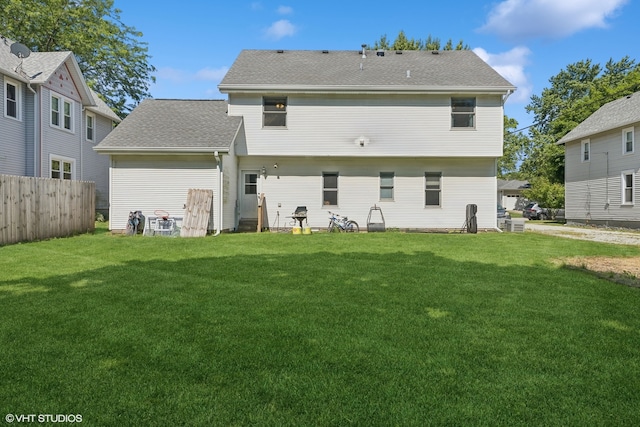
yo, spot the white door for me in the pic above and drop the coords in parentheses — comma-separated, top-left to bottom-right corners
(240, 171, 259, 219)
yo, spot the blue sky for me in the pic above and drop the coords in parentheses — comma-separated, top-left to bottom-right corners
(113, 0, 638, 129)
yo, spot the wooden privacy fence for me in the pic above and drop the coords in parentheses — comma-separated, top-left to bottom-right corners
(0, 174, 95, 245)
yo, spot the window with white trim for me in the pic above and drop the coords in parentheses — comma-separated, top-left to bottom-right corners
(425, 172, 442, 206)
(51, 157, 74, 180)
(622, 127, 634, 154)
(51, 94, 74, 131)
(323, 172, 338, 206)
(451, 97, 475, 128)
(4, 77, 21, 120)
(380, 172, 394, 200)
(86, 112, 95, 141)
(622, 171, 634, 205)
(263, 97, 287, 127)
(581, 139, 590, 162)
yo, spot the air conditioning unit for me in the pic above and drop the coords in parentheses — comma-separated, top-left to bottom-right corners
(505, 218, 525, 232)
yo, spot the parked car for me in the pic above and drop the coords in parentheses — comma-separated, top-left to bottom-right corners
(497, 205, 510, 219)
(523, 202, 548, 220)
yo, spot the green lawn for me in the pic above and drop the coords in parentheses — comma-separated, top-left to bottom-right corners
(1, 226, 640, 426)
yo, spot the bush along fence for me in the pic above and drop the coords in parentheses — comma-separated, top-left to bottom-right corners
(0, 174, 95, 245)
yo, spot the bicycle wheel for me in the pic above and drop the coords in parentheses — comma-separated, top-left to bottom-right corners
(327, 221, 337, 233)
(345, 220, 359, 233)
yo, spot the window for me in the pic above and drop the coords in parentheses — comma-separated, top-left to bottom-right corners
(623, 127, 634, 154)
(380, 172, 394, 200)
(622, 171, 634, 205)
(581, 139, 590, 162)
(263, 97, 287, 127)
(323, 172, 338, 206)
(51, 158, 73, 180)
(244, 173, 257, 195)
(451, 97, 475, 128)
(4, 78, 20, 120)
(51, 94, 73, 131)
(86, 113, 95, 141)
(425, 172, 442, 206)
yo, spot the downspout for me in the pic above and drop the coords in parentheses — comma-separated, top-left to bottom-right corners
(213, 150, 222, 236)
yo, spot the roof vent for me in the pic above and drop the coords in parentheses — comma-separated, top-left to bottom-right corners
(395, 50, 403, 54)
(361, 44, 366, 59)
(322, 50, 329, 54)
(431, 50, 439, 55)
(406, 70, 411, 78)
(276, 49, 284, 53)
(376, 50, 384, 57)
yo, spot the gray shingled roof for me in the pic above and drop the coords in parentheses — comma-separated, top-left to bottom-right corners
(1, 35, 115, 118)
(497, 179, 530, 191)
(94, 100, 242, 152)
(219, 49, 515, 93)
(558, 91, 640, 144)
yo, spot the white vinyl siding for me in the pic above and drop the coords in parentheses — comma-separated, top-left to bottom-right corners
(109, 156, 218, 231)
(228, 93, 504, 157)
(239, 156, 497, 230)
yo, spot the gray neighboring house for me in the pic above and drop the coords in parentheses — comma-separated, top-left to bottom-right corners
(497, 179, 529, 210)
(97, 48, 515, 232)
(558, 91, 640, 228)
(1, 35, 121, 214)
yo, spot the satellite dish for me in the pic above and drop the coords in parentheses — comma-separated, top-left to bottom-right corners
(10, 42, 31, 59)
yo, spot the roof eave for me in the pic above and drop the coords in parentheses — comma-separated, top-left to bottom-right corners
(93, 147, 231, 155)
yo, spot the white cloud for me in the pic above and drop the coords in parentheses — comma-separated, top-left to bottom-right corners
(277, 5, 293, 15)
(474, 46, 532, 103)
(195, 67, 229, 81)
(265, 19, 297, 40)
(479, 0, 629, 41)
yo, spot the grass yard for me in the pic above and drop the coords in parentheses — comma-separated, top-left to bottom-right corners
(1, 225, 640, 426)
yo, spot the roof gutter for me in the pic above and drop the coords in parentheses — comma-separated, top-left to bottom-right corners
(93, 147, 231, 155)
(219, 84, 516, 95)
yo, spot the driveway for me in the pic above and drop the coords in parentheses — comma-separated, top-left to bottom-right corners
(525, 222, 640, 246)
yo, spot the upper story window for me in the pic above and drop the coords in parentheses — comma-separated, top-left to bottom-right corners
(581, 139, 590, 162)
(263, 97, 287, 127)
(86, 112, 95, 142)
(623, 127, 634, 154)
(380, 172, 394, 200)
(51, 94, 74, 132)
(451, 97, 475, 128)
(4, 77, 20, 120)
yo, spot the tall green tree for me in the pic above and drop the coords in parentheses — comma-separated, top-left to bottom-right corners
(523, 56, 640, 183)
(500, 116, 530, 178)
(0, 0, 155, 116)
(371, 31, 469, 51)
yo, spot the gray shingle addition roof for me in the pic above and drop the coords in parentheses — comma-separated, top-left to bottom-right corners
(558, 91, 640, 144)
(219, 49, 516, 93)
(94, 100, 242, 153)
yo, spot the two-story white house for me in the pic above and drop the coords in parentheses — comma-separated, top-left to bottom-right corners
(558, 91, 640, 228)
(96, 48, 515, 232)
(0, 36, 121, 214)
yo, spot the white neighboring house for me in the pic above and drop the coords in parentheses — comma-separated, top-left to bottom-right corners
(558, 91, 640, 228)
(0, 35, 121, 214)
(497, 179, 530, 210)
(96, 48, 515, 232)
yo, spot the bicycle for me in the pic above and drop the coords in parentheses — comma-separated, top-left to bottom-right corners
(327, 211, 359, 233)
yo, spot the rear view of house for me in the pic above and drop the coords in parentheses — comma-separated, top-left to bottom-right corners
(0, 35, 120, 214)
(97, 48, 515, 232)
(558, 91, 640, 228)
